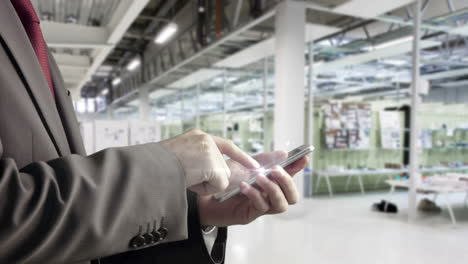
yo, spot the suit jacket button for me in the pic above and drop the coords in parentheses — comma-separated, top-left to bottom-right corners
(151, 230, 161, 242)
(143, 233, 154, 245)
(158, 217, 168, 240)
(158, 227, 168, 240)
(150, 221, 161, 243)
(129, 235, 145, 249)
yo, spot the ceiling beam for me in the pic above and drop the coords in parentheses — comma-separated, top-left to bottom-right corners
(74, 0, 150, 95)
(422, 67, 468, 80)
(316, 82, 395, 97)
(164, 24, 341, 90)
(52, 53, 92, 70)
(60, 70, 87, 83)
(333, 0, 414, 19)
(317, 40, 441, 72)
(42, 21, 110, 49)
(107, 0, 151, 44)
(301, 0, 414, 19)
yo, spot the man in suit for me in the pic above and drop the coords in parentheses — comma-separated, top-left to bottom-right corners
(0, 0, 308, 263)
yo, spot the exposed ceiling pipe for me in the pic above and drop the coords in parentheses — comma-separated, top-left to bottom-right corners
(249, 0, 263, 18)
(197, 0, 208, 46)
(232, 0, 243, 27)
(215, 0, 223, 38)
(143, 0, 178, 36)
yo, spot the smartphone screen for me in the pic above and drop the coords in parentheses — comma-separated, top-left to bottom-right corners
(214, 144, 314, 202)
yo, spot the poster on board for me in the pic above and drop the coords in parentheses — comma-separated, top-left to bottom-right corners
(129, 121, 161, 145)
(94, 120, 129, 152)
(323, 102, 372, 150)
(379, 111, 402, 149)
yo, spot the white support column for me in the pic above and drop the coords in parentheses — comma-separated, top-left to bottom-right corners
(181, 91, 185, 127)
(263, 57, 269, 150)
(306, 41, 315, 197)
(263, 58, 269, 113)
(107, 105, 114, 119)
(222, 71, 228, 138)
(274, 1, 306, 201)
(196, 83, 201, 128)
(409, 0, 422, 221)
(139, 86, 150, 120)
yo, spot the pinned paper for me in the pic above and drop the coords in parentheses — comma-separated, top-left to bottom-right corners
(418, 79, 430, 95)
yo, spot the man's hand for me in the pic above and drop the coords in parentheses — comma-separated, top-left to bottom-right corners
(160, 129, 260, 195)
(198, 151, 308, 227)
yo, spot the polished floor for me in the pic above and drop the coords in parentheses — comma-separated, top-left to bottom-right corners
(226, 191, 468, 264)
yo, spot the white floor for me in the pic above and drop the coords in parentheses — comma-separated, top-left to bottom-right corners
(225, 192, 468, 264)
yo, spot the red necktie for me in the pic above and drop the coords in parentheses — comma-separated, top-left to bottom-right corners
(11, 0, 55, 99)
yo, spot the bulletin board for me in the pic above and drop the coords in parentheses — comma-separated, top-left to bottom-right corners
(322, 102, 372, 150)
(94, 120, 129, 152)
(379, 111, 402, 149)
(129, 121, 161, 145)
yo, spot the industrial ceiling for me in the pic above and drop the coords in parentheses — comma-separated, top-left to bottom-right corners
(32, 0, 468, 119)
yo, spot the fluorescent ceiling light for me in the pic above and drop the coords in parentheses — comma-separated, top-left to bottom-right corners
(313, 62, 324, 68)
(316, 39, 333, 47)
(112, 77, 121, 86)
(101, 88, 109, 95)
(94, 71, 110, 77)
(423, 52, 440, 60)
(154, 22, 178, 44)
(374, 36, 413, 50)
(126, 58, 141, 71)
(382, 59, 407, 66)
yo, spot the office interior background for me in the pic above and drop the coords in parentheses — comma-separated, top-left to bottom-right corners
(36, 0, 468, 263)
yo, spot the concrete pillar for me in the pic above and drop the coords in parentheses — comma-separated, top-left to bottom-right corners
(107, 105, 114, 119)
(222, 71, 228, 138)
(196, 83, 201, 128)
(274, 1, 306, 200)
(409, 0, 422, 221)
(180, 90, 185, 131)
(306, 41, 315, 198)
(263, 57, 269, 150)
(139, 86, 150, 120)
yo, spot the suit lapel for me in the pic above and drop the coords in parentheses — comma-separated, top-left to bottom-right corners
(48, 53, 87, 156)
(0, 1, 69, 156)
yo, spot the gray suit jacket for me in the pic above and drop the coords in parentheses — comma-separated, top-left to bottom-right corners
(0, 1, 225, 263)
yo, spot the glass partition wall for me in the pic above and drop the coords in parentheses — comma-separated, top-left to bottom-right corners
(151, 59, 273, 155)
(114, 1, 468, 226)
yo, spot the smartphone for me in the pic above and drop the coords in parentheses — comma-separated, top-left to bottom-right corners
(214, 144, 314, 202)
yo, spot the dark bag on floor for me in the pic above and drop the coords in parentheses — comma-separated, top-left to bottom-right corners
(372, 200, 398, 213)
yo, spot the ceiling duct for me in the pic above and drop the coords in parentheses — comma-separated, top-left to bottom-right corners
(433, 79, 468, 88)
(307, 0, 352, 8)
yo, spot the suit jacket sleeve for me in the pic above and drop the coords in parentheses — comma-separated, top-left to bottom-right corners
(0, 139, 189, 263)
(99, 191, 227, 264)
